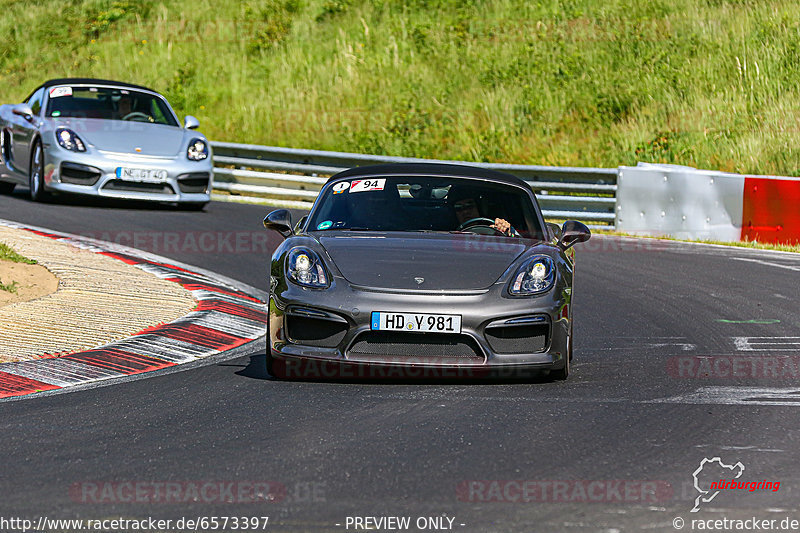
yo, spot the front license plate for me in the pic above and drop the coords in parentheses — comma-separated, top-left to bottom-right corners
(371, 312, 462, 333)
(116, 167, 168, 183)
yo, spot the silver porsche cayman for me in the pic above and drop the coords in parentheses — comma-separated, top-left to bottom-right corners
(0, 78, 212, 209)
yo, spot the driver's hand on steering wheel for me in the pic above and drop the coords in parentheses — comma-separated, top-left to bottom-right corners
(491, 218, 512, 235)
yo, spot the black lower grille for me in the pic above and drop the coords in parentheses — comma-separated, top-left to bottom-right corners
(60, 162, 101, 185)
(177, 172, 211, 194)
(348, 332, 483, 360)
(286, 315, 348, 348)
(103, 180, 175, 194)
(485, 324, 549, 354)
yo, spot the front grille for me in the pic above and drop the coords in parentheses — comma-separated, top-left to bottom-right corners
(60, 162, 101, 185)
(485, 324, 549, 354)
(347, 331, 484, 361)
(286, 315, 348, 348)
(102, 180, 175, 194)
(177, 172, 211, 194)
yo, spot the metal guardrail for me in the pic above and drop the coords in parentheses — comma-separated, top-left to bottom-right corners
(210, 141, 618, 228)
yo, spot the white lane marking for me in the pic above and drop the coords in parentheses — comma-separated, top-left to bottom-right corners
(649, 342, 696, 351)
(610, 336, 688, 339)
(695, 444, 784, 452)
(594, 337, 696, 351)
(719, 445, 785, 452)
(652, 386, 800, 406)
(734, 337, 800, 351)
(731, 257, 800, 272)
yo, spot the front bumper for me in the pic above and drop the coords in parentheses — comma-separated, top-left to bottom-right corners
(269, 276, 570, 379)
(42, 145, 212, 203)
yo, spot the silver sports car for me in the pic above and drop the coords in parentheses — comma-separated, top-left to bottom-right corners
(263, 163, 591, 381)
(0, 78, 212, 209)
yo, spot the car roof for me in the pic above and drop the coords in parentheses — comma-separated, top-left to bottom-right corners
(327, 163, 529, 188)
(26, 78, 157, 101)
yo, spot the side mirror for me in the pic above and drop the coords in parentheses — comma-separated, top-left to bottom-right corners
(546, 222, 562, 242)
(294, 215, 308, 234)
(184, 115, 200, 129)
(12, 104, 34, 121)
(263, 209, 293, 238)
(559, 220, 591, 250)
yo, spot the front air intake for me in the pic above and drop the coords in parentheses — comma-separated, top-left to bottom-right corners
(347, 331, 484, 362)
(60, 162, 101, 185)
(484, 324, 549, 354)
(286, 315, 348, 348)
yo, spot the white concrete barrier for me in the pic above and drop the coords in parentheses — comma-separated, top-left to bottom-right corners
(616, 164, 745, 241)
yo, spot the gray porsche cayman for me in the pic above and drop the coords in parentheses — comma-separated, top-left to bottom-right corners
(0, 78, 212, 208)
(263, 163, 591, 380)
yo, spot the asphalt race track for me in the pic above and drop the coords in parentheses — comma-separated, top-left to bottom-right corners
(1, 189, 799, 532)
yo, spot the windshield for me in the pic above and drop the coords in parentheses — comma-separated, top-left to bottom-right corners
(44, 86, 179, 126)
(308, 175, 545, 239)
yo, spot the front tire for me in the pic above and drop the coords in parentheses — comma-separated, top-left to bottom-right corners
(568, 320, 573, 362)
(551, 324, 571, 381)
(266, 349, 278, 378)
(550, 351, 570, 381)
(266, 341, 286, 380)
(28, 140, 48, 202)
(265, 301, 283, 379)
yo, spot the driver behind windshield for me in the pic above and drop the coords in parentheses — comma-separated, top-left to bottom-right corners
(115, 94, 134, 119)
(452, 197, 515, 236)
(309, 176, 537, 238)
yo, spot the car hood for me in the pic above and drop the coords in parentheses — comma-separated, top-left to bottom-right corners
(47, 118, 190, 157)
(316, 232, 530, 291)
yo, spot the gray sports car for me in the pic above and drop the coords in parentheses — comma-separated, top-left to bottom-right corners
(0, 78, 212, 208)
(263, 163, 591, 380)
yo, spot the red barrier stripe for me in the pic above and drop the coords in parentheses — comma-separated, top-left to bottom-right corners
(63, 349, 175, 374)
(172, 281, 262, 303)
(143, 260, 194, 274)
(742, 177, 800, 244)
(0, 371, 60, 398)
(195, 299, 267, 322)
(26, 229, 61, 239)
(150, 323, 248, 350)
(98, 251, 142, 265)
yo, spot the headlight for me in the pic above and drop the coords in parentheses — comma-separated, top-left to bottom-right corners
(187, 138, 208, 161)
(509, 256, 555, 295)
(55, 128, 86, 152)
(286, 248, 330, 288)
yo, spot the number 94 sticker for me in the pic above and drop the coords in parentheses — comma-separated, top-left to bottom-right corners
(349, 179, 385, 193)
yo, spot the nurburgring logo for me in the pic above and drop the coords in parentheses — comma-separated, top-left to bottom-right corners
(690, 457, 781, 512)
